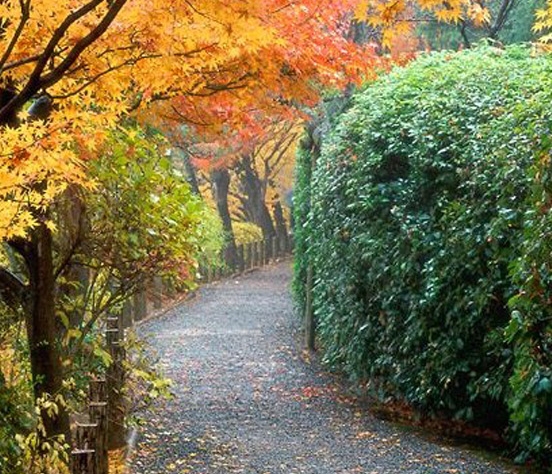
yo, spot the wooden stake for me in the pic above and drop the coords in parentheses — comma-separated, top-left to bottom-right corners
(89, 402, 108, 474)
(305, 264, 315, 351)
(152, 276, 163, 310)
(71, 449, 95, 474)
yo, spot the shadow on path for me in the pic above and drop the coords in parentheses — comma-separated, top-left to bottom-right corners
(129, 262, 520, 474)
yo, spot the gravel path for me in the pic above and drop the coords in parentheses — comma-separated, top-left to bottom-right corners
(129, 261, 522, 474)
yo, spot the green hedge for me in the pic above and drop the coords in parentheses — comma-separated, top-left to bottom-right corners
(293, 45, 552, 463)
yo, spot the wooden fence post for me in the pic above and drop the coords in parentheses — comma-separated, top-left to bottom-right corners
(75, 423, 97, 451)
(260, 240, 266, 266)
(272, 236, 278, 261)
(133, 282, 147, 322)
(71, 449, 95, 474)
(88, 379, 108, 474)
(122, 299, 133, 329)
(106, 317, 126, 450)
(238, 244, 245, 273)
(278, 235, 285, 256)
(245, 243, 252, 270)
(252, 241, 259, 268)
(282, 234, 289, 255)
(89, 379, 107, 403)
(73, 423, 98, 474)
(163, 277, 176, 299)
(88, 403, 108, 474)
(305, 265, 315, 351)
(152, 276, 163, 310)
(265, 238, 271, 262)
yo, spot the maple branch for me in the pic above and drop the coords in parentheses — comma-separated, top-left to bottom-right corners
(270, 2, 294, 15)
(1, 54, 41, 72)
(184, 73, 252, 98)
(0, 0, 128, 123)
(269, 132, 298, 177)
(488, 0, 518, 39)
(0, 0, 31, 72)
(53, 40, 220, 102)
(459, 20, 471, 48)
(49, 53, 156, 100)
(40, 0, 128, 88)
(183, 0, 226, 27)
(169, 105, 214, 127)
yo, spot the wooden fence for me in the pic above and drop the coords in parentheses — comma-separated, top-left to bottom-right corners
(198, 233, 293, 284)
(69, 233, 293, 473)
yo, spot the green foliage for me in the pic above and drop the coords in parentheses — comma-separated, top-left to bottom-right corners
(0, 327, 59, 473)
(0, 125, 224, 470)
(196, 206, 225, 269)
(292, 146, 314, 315)
(294, 45, 552, 463)
(233, 221, 264, 246)
(85, 127, 208, 285)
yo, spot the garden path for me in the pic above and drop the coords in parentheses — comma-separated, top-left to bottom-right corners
(129, 261, 520, 474)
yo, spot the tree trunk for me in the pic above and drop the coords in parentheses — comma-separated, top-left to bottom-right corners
(0, 95, 70, 443)
(211, 168, 238, 269)
(182, 151, 201, 196)
(273, 200, 288, 241)
(238, 156, 276, 240)
(25, 222, 71, 440)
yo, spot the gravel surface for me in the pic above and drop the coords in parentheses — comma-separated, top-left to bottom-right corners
(129, 261, 522, 474)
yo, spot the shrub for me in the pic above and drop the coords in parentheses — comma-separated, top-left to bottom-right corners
(233, 221, 264, 245)
(294, 45, 552, 462)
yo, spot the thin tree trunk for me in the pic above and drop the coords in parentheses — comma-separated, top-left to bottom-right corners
(211, 168, 238, 269)
(182, 151, 201, 196)
(0, 94, 70, 443)
(273, 200, 288, 241)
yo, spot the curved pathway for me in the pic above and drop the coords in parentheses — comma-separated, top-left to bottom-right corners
(130, 262, 521, 474)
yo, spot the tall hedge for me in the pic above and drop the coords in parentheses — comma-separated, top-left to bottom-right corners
(293, 45, 552, 462)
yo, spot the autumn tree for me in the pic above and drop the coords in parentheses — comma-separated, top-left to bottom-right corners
(233, 120, 299, 240)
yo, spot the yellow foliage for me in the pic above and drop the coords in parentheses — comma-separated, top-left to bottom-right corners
(109, 449, 126, 474)
(233, 221, 263, 245)
(535, 1, 552, 39)
(356, 0, 490, 47)
(0, 0, 286, 240)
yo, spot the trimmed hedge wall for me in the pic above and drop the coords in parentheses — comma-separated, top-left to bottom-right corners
(293, 45, 552, 462)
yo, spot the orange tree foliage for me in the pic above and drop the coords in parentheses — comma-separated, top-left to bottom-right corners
(0, 0, 375, 241)
(0, 0, 521, 244)
(5, 0, 549, 241)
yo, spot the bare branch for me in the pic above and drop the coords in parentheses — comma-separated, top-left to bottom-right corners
(2, 54, 41, 72)
(489, 0, 518, 39)
(40, 0, 128, 89)
(0, 0, 128, 123)
(0, 0, 31, 72)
